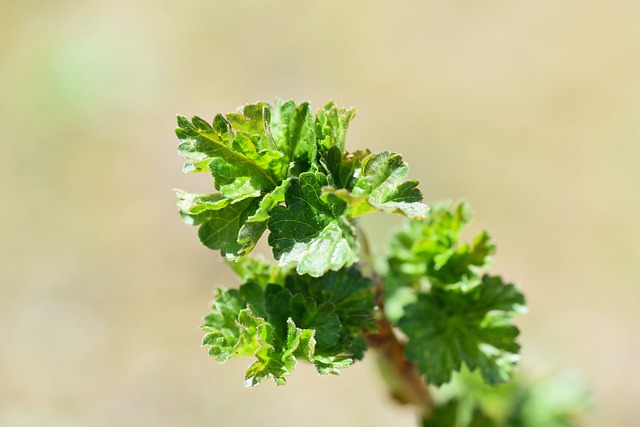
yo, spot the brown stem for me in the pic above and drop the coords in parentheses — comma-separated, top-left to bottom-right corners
(365, 276, 433, 418)
(355, 222, 433, 417)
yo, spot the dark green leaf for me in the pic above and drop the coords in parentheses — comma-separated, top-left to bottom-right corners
(201, 268, 377, 386)
(321, 146, 370, 189)
(468, 409, 499, 427)
(188, 198, 260, 259)
(268, 172, 359, 276)
(285, 267, 377, 359)
(289, 294, 341, 350)
(421, 399, 460, 427)
(324, 151, 427, 219)
(399, 275, 525, 386)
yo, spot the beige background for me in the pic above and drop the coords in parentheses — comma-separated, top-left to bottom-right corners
(1, 0, 639, 425)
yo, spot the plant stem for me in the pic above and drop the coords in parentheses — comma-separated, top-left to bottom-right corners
(356, 222, 433, 417)
(365, 276, 434, 418)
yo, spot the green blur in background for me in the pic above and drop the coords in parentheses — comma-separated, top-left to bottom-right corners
(1, 0, 639, 426)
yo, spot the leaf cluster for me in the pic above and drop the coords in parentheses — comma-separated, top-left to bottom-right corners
(385, 202, 525, 387)
(201, 263, 376, 385)
(176, 100, 426, 277)
(175, 101, 531, 425)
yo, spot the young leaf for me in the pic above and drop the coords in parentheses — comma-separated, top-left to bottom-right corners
(177, 100, 428, 275)
(202, 284, 318, 386)
(176, 100, 328, 261)
(201, 267, 376, 385)
(320, 146, 370, 190)
(175, 101, 341, 265)
(176, 113, 285, 183)
(268, 172, 359, 277)
(387, 201, 495, 289)
(399, 275, 526, 386)
(201, 288, 244, 363)
(226, 255, 290, 286)
(314, 101, 356, 153)
(269, 100, 317, 172)
(285, 267, 377, 359)
(185, 198, 261, 259)
(237, 309, 314, 387)
(175, 107, 288, 260)
(324, 151, 427, 219)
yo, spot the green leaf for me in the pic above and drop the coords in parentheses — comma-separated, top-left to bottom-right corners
(175, 103, 307, 261)
(175, 189, 229, 217)
(399, 275, 525, 386)
(187, 198, 260, 259)
(201, 288, 244, 362)
(323, 151, 427, 219)
(320, 146, 370, 189)
(269, 100, 317, 172)
(426, 370, 590, 427)
(433, 231, 495, 286)
(176, 101, 361, 267)
(505, 375, 590, 427)
(268, 172, 359, 276)
(237, 309, 314, 387)
(421, 398, 497, 427)
(224, 102, 273, 146)
(421, 399, 460, 427)
(176, 113, 284, 185)
(314, 101, 355, 153)
(467, 409, 499, 427)
(245, 179, 290, 223)
(285, 267, 377, 359)
(387, 201, 494, 289)
(226, 256, 290, 287)
(289, 294, 341, 350)
(201, 268, 377, 386)
(177, 101, 429, 275)
(202, 285, 318, 386)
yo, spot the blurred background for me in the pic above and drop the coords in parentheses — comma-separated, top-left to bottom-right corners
(1, 0, 639, 425)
